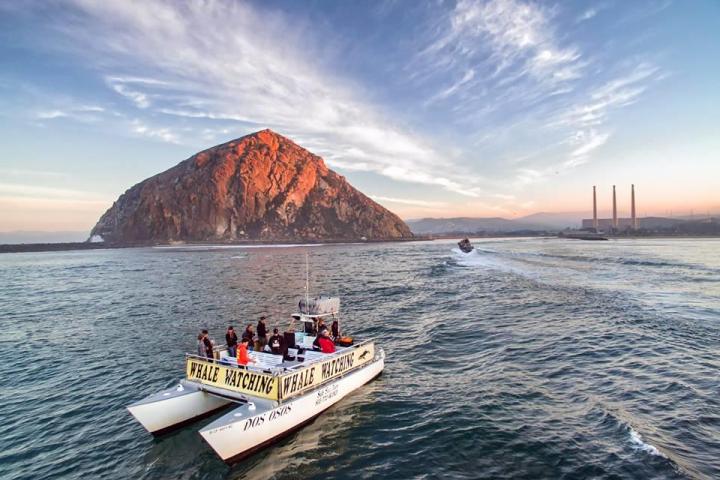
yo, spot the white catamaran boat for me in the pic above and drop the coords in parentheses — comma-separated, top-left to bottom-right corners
(127, 297, 385, 463)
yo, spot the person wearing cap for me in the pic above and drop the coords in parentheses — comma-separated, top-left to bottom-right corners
(317, 328, 336, 354)
(256, 316, 268, 352)
(268, 328, 284, 355)
(225, 326, 238, 358)
(236, 338, 255, 366)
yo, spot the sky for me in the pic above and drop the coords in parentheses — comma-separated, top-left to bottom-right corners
(0, 0, 719, 235)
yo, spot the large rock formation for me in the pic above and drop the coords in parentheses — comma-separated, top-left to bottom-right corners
(90, 129, 412, 244)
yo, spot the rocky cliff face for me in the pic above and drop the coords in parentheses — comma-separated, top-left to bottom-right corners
(91, 129, 413, 243)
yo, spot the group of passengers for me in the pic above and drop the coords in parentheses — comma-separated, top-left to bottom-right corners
(196, 316, 339, 367)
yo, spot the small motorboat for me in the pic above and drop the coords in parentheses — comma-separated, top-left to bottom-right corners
(127, 296, 384, 464)
(458, 238, 474, 253)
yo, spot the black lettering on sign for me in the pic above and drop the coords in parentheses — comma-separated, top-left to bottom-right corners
(243, 414, 266, 431)
(189, 362, 199, 378)
(211, 366, 219, 383)
(225, 370, 236, 387)
(320, 352, 355, 380)
(268, 405, 292, 421)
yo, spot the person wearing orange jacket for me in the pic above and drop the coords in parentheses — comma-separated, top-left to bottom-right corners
(236, 338, 256, 366)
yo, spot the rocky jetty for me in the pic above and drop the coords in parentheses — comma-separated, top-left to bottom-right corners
(91, 129, 412, 244)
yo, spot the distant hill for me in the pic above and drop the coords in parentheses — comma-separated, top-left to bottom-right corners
(515, 212, 584, 230)
(406, 217, 554, 235)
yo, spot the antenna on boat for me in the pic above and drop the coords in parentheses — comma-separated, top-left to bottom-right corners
(304, 252, 310, 314)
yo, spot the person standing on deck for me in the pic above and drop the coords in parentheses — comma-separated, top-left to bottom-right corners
(256, 316, 268, 352)
(237, 338, 255, 366)
(201, 329, 214, 361)
(268, 328, 283, 355)
(225, 326, 238, 358)
(242, 324, 255, 351)
(331, 320, 340, 341)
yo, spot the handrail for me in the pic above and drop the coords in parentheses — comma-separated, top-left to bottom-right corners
(186, 338, 375, 374)
(282, 338, 375, 371)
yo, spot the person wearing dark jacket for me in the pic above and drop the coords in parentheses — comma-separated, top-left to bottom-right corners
(201, 329, 214, 361)
(256, 316, 268, 352)
(242, 324, 255, 351)
(331, 320, 339, 340)
(268, 328, 284, 355)
(225, 326, 238, 358)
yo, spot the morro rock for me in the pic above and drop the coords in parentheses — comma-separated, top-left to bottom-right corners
(90, 129, 413, 243)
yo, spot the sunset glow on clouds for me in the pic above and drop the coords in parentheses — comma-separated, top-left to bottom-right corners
(0, 0, 718, 233)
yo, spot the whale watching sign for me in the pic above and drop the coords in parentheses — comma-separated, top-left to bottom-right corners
(185, 342, 375, 401)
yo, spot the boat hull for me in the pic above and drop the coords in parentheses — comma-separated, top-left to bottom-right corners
(199, 349, 385, 463)
(127, 381, 233, 435)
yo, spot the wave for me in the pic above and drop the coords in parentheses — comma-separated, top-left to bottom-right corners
(628, 426, 666, 458)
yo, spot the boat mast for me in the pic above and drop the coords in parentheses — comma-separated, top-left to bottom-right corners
(305, 252, 310, 314)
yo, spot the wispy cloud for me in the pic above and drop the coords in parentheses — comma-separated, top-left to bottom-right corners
(0, 182, 107, 199)
(421, 0, 584, 91)
(49, 0, 481, 197)
(34, 104, 107, 122)
(36, 110, 67, 119)
(576, 6, 603, 23)
(131, 119, 180, 144)
(370, 195, 448, 208)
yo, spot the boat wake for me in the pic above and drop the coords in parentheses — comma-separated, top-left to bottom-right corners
(451, 248, 509, 271)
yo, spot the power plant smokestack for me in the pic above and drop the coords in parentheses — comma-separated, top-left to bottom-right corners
(612, 185, 618, 230)
(593, 185, 598, 230)
(631, 184, 637, 230)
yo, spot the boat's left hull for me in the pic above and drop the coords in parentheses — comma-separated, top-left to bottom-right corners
(127, 382, 233, 435)
(199, 349, 385, 463)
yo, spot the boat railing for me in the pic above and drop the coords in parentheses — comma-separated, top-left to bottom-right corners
(185, 338, 376, 375)
(184, 353, 283, 376)
(282, 338, 376, 371)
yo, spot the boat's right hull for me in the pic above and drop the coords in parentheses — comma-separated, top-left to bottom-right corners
(200, 349, 385, 463)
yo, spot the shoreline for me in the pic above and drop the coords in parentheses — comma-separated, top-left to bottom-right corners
(0, 236, 427, 254)
(2, 233, 719, 254)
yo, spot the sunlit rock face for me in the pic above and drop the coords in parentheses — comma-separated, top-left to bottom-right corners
(91, 129, 413, 243)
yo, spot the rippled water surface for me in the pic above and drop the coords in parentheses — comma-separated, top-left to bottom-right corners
(1, 238, 719, 479)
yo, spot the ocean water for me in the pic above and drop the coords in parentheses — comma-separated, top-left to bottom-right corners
(0, 238, 718, 480)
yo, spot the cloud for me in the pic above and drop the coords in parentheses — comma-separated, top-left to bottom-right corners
(566, 130, 610, 166)
(0, 182, 107, 199)
(131, 119, 180, 144)
(370, 195, 448, 208)
(49, 0, 481, 197)
(576, 7, 600, 23)
(110, 83, 150, 109)
(422, 0, 583, 89)
(34, 104, 107, 121)
(36, 110, 67, 119)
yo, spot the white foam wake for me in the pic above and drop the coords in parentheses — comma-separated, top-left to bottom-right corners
(629, 427, 666, 457)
